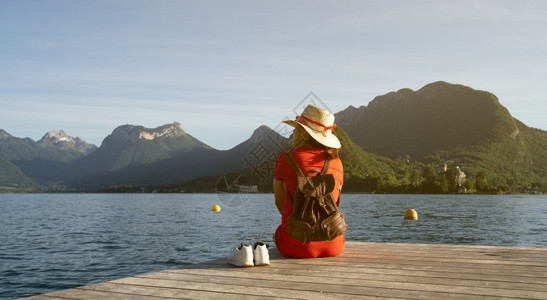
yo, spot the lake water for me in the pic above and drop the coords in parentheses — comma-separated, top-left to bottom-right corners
(1, 193, 546, 299)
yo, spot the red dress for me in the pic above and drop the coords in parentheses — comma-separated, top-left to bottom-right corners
(274, 147, 345, 258)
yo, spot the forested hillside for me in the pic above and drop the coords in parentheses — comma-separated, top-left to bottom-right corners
(336, 81, 547, 192)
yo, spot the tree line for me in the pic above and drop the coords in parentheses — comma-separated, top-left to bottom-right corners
(343, 166, 527, 194)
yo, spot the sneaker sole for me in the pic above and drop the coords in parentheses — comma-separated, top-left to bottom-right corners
(227, 261, 254, 268)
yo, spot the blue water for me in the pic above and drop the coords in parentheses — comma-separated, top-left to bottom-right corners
(1, 193, 546, 299)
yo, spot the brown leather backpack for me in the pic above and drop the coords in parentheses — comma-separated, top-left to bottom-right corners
(283, 152, 348, 244)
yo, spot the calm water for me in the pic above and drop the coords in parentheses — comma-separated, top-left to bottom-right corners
(1, 193, 546, 299)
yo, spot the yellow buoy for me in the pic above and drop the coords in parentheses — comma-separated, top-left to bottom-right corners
(211, 204, 221, 212)
(404, 209, 418, 220)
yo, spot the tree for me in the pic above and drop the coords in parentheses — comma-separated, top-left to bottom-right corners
(410, 171, 420, 188)
(463, 179, 474, 191)
(421, 166, 440, 193)
(497, 184, 510, 193)
(475, 171, 489, 192)
(444, 167, 461, 193)
(423, 166, 437, 183)
(377, 174, 400, 193)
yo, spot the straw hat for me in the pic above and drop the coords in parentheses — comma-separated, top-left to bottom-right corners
(283, 104, 341, 149)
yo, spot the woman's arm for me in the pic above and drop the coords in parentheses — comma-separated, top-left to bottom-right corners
(273, 179, 284, 214)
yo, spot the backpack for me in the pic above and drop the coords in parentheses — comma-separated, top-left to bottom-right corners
(283, 152, 348, 244)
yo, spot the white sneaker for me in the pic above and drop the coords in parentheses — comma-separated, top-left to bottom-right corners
(251, 240, 270, 266)
(227, 242, 253, 267)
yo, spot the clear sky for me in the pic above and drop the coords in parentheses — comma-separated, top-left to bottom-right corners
(1, 0, 546, 150)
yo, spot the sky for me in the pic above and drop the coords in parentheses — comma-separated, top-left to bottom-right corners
(1, 0, 546, 150)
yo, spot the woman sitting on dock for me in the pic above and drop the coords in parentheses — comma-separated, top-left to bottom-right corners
(273, 104, 345, 258)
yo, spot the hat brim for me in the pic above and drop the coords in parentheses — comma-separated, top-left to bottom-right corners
(283, 120, 341, 149)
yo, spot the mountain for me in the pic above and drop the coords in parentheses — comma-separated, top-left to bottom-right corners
(0, 130, 97, 187)
(0, 131, 36, 188)
(336, 81, 547, 187)
(337, 81, 513, 158)
(58, 122, 211, 185)
(62, 123, 291, 188)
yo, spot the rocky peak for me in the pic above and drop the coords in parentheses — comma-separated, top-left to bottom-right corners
(38, 129, 97, 155)
(39, 130, 72, 144)
(104, 122, 187, 145)
(140, 122, 185, 140)
(0, 129, 12, 139)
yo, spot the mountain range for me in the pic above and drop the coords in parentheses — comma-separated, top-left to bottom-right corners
(2, 81, 546, 192)
(0, 121, 291, 190)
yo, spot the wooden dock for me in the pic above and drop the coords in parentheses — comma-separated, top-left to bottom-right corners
(25, 242, 547, 299)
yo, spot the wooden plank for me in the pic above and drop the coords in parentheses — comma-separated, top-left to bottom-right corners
(342, 243, 547, 263)
(80, 281, 283, 300)
(119, 273, 501, 300)
(162, 263, 546, 292)
(343, 245, 547, 262)
(261, 260, 547, 285)
(24, 286, 170, 300)
(111, 276, 341, 299)
(158, 261, 545, 298)
(266, 245, 547, 276)
(269, 255, 547, 276)
(23, 242, 547, 300)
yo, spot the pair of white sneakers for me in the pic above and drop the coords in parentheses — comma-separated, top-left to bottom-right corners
(227, 240, 270, 267)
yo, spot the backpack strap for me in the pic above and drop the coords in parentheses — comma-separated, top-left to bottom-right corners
(322, 156, 331, 174)
(283, 152, 304, 177)
(282, 152, 299, 204)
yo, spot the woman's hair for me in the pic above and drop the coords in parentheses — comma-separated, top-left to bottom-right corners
(298, 127, 340, 159)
